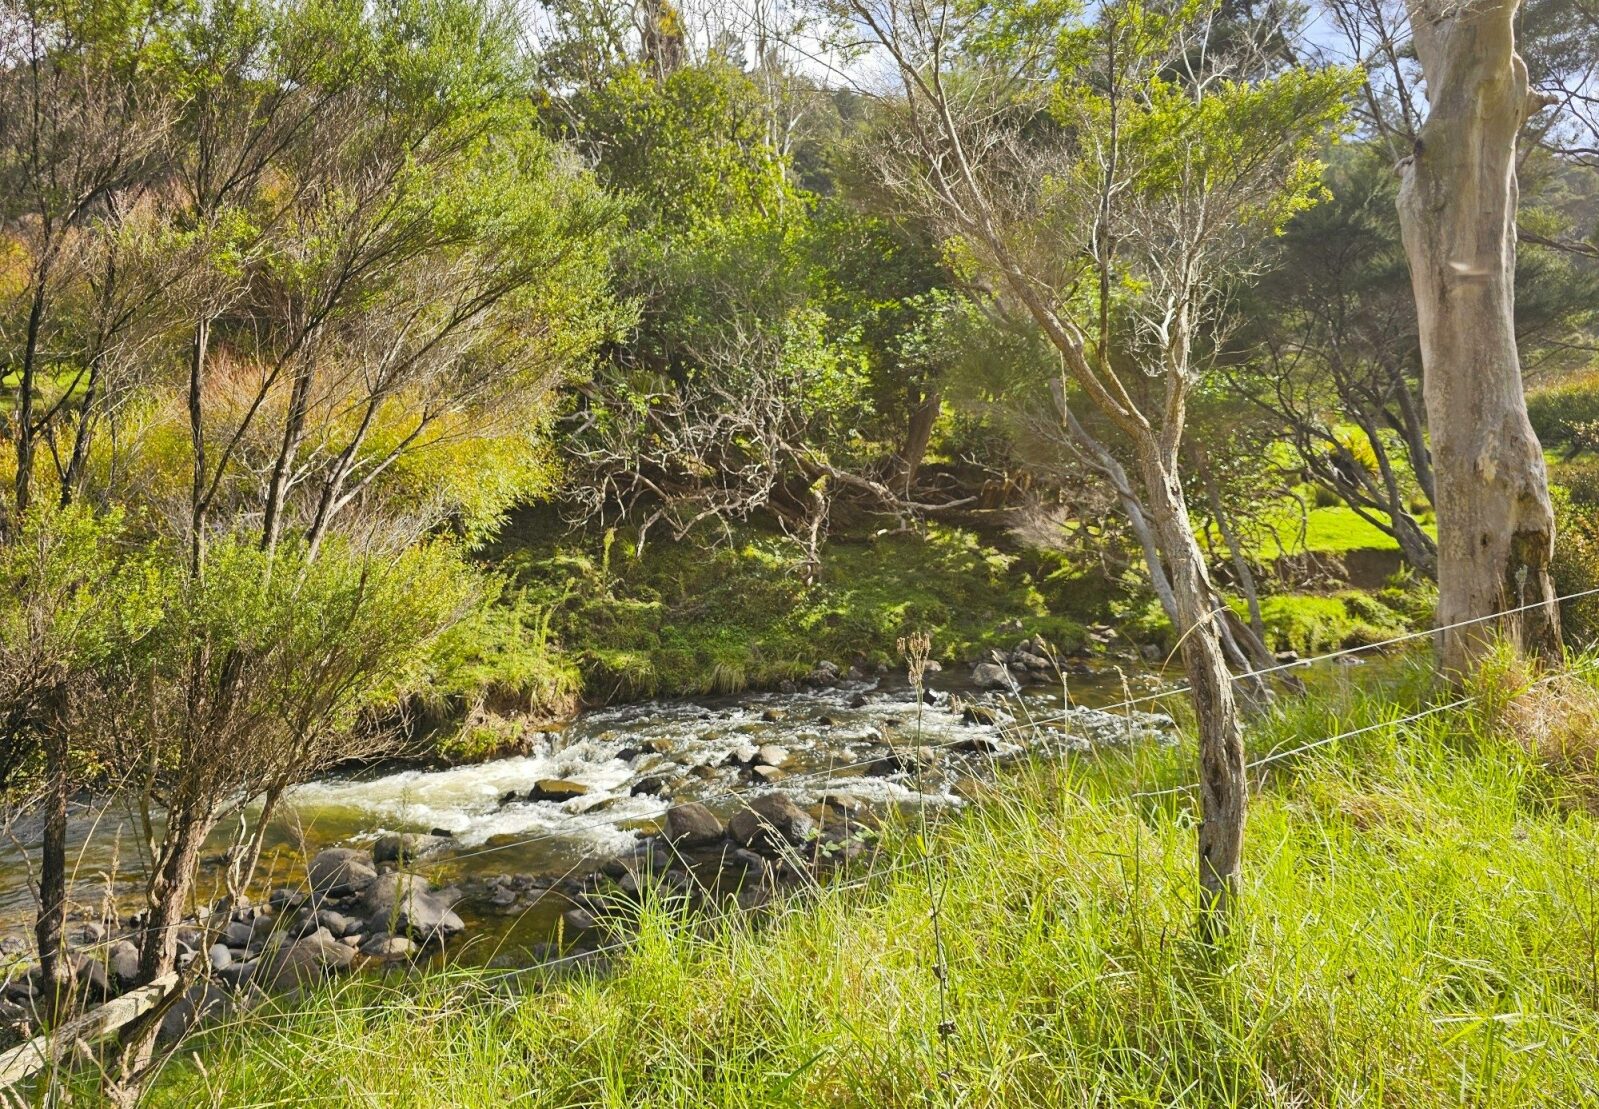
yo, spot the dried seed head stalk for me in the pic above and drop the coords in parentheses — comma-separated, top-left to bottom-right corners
(897, 632, 933, 689)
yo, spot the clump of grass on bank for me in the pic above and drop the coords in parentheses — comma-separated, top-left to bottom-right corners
(153, 661, 1599, 1107)
(1251, 589, 1415, 654)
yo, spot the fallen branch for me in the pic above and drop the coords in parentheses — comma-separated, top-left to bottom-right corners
(0, 973, 179, 1090)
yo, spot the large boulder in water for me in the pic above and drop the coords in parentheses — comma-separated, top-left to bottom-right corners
(971, 662, 1019, 692)
(158, 982, 233, 1045)
(372, 833, 450, 866)
(663, 803, 724, 848)
(358, 932, 417, 960)
(359, 872, 465, 944)
(728, 794, 814, 854)
(107, 939, 140, 991)
(525, 779, 590, 804)
(260, 930, 356, 991)
(307, 847, 377, 896)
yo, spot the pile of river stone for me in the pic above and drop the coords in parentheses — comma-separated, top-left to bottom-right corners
(0, 833, 473, 1048)
(472, 792, 878, 933)
(0, 789, 877, 1052)
(970, 633, 1093, 692)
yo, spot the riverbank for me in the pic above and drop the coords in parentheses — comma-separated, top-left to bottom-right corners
(146, 656, 1599, 1107)
(0, 666, 1177, 1054)
(432, 511, 1429, 760)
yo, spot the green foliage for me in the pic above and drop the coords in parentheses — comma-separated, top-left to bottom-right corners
(486, 518, 1094, 702)
(1246, 591, 1414, 655)
(0, 504, 141, 790)
(153, 669, 1599, 1106)
(1054, 59, 1356, 239)
(425, 582, 584, 725)
(1551, 485, 1599, 650)
(564, 62, 793, 233)
(123, 535, 480, 742)
(1529, 371, 1599, 454)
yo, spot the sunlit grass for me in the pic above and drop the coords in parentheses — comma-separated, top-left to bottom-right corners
(1257, 504, 1427, 557)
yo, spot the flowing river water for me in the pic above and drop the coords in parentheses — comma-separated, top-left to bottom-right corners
(0, 664, 1196, 965)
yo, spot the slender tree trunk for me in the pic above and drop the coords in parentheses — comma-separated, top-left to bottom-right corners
(1391, 376, 1436, 505)
(187, 318, 211, 578)
(137, 810, 211, 982)
(260, 362, 315, 556)
(14, 283, 49, 518)
(59, 358, 103, 508)
(1128, 495, 1181, 626)
(1391, 510, 1439, 579)
(34, 728, 71, 1018)
(1193, 444, 1267, 644)
(1135, 441, 1246, 931)
(1360, 417, 1439, 578)
(894, 388, 941, 494)
(1397, 0, 1559, 675)
(1057, 397, 1181, 624)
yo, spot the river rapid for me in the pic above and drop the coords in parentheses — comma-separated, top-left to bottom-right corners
(0, 664, 1176, 963)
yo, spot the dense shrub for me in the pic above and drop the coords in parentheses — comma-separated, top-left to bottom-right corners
(1528, 372, 1599, 453)
(1552, 488, 1599, 651)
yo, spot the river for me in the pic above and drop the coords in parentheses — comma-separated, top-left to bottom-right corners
(0, 663, 1182, 962)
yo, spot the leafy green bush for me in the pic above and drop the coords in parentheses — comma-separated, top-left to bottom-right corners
(1528, 372, 1599, 451)
(1552, 488, 1599, 651)
(1554, 458, 1599, 507)
(1252, 590, 1411, 654)
(425, 588, 583, 739)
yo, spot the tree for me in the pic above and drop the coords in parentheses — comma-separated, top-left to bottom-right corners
(0, 0, 176, 522)
(1394, 0, 1561, 673)
(90, 535, 473, 1098)
(0, 0, 619, 1093)
(840, 0, 1354, 926)
(0, 504, 136, 1017)
(1229, 146, 1439, 575)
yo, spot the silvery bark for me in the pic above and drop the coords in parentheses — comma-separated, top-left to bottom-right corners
(1396, 0, 1560, 674)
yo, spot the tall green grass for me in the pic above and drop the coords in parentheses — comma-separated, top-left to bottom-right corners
(152, 663, 1599, 1107)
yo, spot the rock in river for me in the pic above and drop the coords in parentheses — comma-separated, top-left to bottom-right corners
(308, 847, 378, 896)
(961, 702, 1014, 728)
(261, 931, 356, 991)
(728, 794, 815, 853)
(359, 872, 465, 945)
(663, 803, 724, 848)
(108, 939, 140, 990)
(971, 661, 1020, 692)
(372, 833, 449, 866)
(358, 932, 417, 960)
(525, 779, 590, 804)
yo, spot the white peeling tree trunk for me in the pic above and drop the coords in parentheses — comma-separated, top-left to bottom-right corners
(1396, 0, 1560, 675)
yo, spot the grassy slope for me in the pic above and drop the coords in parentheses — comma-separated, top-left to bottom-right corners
(157, 662, 1599, 1107)
(458, 518, 1106, 706)
(452, 506, 1426, 703)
